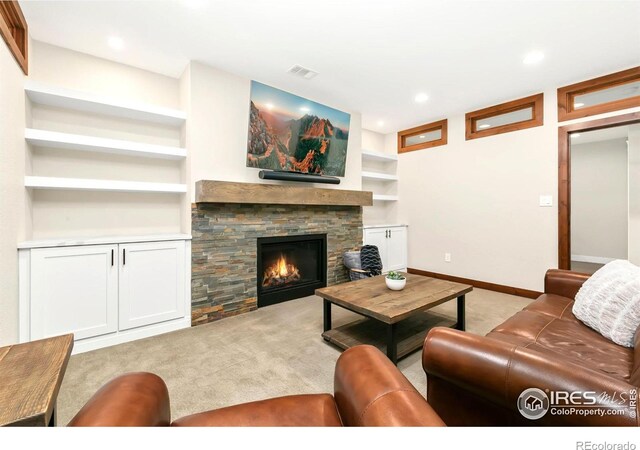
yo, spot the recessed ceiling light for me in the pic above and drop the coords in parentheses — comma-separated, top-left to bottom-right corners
(107, 36, 124, 51)
(571, 133, 581, 138)
(299, 107, 310, 112)
(377, 120, 385, 126)
(265, 103, 274, 110)
(414, 93, 429, 103)
(478, 124, 491, 129)
(523, 50, 544, 65)
(574, 102, 585, 108)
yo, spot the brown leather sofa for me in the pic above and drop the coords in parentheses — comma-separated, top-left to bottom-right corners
(423, 269, 640, 426)
(69, 344, 444, 427)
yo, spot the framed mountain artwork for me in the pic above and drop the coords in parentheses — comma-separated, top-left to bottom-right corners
(246, 81, 351, 177)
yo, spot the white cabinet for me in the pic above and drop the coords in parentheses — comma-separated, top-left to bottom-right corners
(119, 241, 185, 330)
(30, 244, 118, 340)
(386, 227, 408, 271)
(363, 225, 408, 272)
(19, 236, 191, 354)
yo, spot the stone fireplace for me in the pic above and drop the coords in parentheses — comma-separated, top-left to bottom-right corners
(191, 180, 372, 325)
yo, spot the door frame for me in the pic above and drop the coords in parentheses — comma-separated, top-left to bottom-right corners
(558, 111, 640, 270)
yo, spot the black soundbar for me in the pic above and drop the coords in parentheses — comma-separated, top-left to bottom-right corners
(258, 170, 341, 184)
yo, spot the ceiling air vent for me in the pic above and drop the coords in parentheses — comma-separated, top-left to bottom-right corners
(287, 64, 318, 80)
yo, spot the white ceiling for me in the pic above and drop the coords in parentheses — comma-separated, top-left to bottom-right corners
(20, 0, 640, 133)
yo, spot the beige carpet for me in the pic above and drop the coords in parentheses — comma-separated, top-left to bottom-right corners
(57, 288, 532, 425)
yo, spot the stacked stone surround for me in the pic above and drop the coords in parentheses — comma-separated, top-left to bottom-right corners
(191, 203, 363, 325)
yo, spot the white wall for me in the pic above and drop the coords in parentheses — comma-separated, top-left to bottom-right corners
(0, 39, 27, 345)
(30, 42, 180, 108)
(397, 85, 640, 291)
(182, 61, 362, 203)
(630, 125, 640, 265)
(571, 139, 628, 260)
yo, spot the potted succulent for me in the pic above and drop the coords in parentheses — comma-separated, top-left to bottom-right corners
(385, 271, 406, 291)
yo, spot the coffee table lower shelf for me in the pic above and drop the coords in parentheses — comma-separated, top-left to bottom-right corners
(322, 311, 456, 361)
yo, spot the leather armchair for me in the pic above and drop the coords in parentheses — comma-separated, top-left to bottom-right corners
(69, 345, 444, 427)
(423, 269, 640, 426)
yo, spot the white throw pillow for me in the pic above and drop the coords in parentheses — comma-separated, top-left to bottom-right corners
(572, 260, 640, 347)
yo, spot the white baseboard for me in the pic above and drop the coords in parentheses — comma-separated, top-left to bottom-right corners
(571, 254, 617, 265)
(71, 317, 191, 354)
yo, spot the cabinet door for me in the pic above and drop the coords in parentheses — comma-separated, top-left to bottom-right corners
(30, 245, 118, 340)
(363, 228, 388, 272)
(386, 227, 408, 272)
(119, 241, 185, 331)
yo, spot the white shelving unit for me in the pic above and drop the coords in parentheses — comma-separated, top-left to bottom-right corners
(26, 129, 187, 160)
(25, 176, 187, 194)
(24, 82, 188, 197)
(372, 194, 399, 202)
(25, 81, 186, 126)
(361, 148, 398, 202)
(362, 149, 398, 162)
(21, 82, 191, 353)
(362, 171, 399, 182)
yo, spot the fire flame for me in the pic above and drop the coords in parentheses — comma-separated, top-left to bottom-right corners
(277, 254, 289, 277)
(262, 254, 301, 288)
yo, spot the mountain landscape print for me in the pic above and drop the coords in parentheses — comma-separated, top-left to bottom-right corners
(247, 81, 351, 177)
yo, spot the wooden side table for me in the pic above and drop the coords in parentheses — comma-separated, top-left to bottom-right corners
(0, 334, 73, 426)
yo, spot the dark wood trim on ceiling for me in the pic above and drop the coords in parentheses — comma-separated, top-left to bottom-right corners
(557, 111, 640, 270)
(407, 268, 542, 299)
(0, 1, 28, 75)
(557, 67, 640, 122)
(465, 93, 544, 140)
(397, 119, 448, 153)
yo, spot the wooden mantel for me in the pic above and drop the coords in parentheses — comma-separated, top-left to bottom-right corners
(196, 180, 373, 206)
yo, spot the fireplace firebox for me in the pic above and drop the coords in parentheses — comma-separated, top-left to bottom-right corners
(257, 234, 327, 307)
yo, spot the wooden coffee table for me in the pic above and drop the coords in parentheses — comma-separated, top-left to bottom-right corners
(316, 273, 472, 364)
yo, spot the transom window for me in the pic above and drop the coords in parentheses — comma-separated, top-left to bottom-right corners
(465, 93, 543, 140)
(398, 119, 447, 153)
(0, 1, 28, 74)
(558, 67, 640, 121)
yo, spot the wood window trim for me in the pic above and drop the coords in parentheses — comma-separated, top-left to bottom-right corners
(0, 1, 28, 75)
(557, 67, 640, 122)
(557, 111, 640, 270)
(397, 119, 448, 153)
(465, 93, 544, 140)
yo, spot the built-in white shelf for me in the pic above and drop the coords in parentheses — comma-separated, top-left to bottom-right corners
(25, 176, 187, 194)
(25, 129, 186, 160)
(362, 149, 398, 162)
(372, 194, 399, 202)
(362, 171, 399, 181)
(25, 81, 187, 126)
(18, 233, 192, 250)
